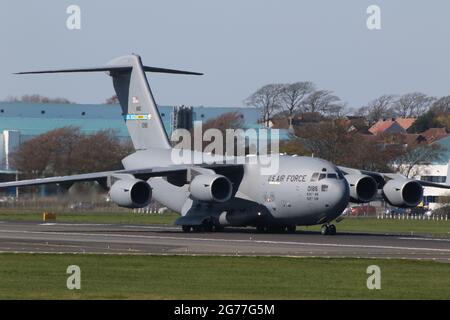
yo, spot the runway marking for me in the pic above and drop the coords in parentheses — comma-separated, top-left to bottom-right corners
(39, 223, 114, 227)
(398, 237, 450, 242)
(0, 229, 449, 253)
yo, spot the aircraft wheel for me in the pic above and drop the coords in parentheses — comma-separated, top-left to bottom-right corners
(256, 226, 266, 233)
(182, 225, 191, 233)
(192, 226, 203, 232)
(201, 220, 214, 232)
(321, 225, 329, 235)
(214, 225, 225, 232)
(286, 225, 296, 233)
(329, 224, 336, 235)
(203, 224, 213, 232)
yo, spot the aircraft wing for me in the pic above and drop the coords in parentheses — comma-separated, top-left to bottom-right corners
(338, 166, 450, 189)
(0, 163, 243, 189)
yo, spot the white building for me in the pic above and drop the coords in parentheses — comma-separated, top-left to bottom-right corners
(409, 136, 450, 210)
(412, 161, 450, 210)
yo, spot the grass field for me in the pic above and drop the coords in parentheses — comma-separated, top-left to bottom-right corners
(0, 253, 448, 299)
(309, 217, 450, 237)
(0, 210, 448, 237)
(0, 210, 180, 225)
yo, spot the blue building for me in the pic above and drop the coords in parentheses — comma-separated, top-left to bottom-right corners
(0, 102, 263, 171)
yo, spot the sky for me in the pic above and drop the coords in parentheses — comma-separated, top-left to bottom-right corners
(1, 0, 450, 110)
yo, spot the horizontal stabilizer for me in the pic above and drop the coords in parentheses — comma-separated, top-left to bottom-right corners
(15, 65, 203, 76)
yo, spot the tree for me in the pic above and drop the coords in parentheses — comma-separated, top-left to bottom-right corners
(70, 130, 133, 173)
(279, 138, 309, 156)
(278, 82, 315, 128)
(178, 112, 246, 154)
(408, 109, 442, 133)
(105, 95, 119, 104)
(431, 96, 450, 114)
(5, 94, 73, 104)
(391, 143, 447, 178)
(201, 111, 244, 133)
(295, 121, 357, 165)
(11, 127, 131, 179)
(245, 84, 283, 126)
(293, 121, 404, 171)
(302, 90, 344, 117)
(358, 95, 396, 125)
(392, 92, 435, 118)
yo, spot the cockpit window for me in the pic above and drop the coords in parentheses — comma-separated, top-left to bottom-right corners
(310, 173, 319, 182)
(327, 173, 337, 179)
(318, 173, 326, 180)
(337, 170, 345, 180)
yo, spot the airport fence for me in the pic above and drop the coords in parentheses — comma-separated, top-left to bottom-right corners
(376, 213, 448, 221)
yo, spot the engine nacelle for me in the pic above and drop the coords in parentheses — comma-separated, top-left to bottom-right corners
(189, 174, 233, 202)
(382, 179, 423, 208)
(345, 174, 378, 203)
(109, 179, 152, 208)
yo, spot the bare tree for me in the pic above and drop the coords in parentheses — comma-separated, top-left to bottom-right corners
(431, 95, 450, 114)
(358, 95, 396, 125)
(245, 84, 283, 126)
(392, 92, 435, 118)
(302, 90, 344, 117)
(278, 82, 315, 128)
(392, 143, 447, 178)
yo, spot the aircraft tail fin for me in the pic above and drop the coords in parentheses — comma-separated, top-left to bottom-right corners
(15, 54, 202, 150)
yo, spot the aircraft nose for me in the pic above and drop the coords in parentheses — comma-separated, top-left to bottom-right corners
(326, 179, 350, 217)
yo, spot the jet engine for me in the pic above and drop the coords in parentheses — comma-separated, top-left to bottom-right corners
(382, 179, 423, 207)
(344, 174, 378, 203)
(189, 174, 233, 202)
(109, 179, 152, 208)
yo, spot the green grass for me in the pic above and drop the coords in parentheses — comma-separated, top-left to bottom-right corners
(0, 210, 178, 225)
(0, 253, 448, 299)
(305, 217, 450, 237)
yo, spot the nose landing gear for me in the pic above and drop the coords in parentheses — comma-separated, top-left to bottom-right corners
(321, 224, 336, 235)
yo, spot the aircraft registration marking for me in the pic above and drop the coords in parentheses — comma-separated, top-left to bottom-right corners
(125, 114, 152, 120)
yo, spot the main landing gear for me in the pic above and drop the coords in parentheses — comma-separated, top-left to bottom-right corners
(181, 221, 224, 233)
(321, 224, 336, 235)
(256, 225, 296, 233)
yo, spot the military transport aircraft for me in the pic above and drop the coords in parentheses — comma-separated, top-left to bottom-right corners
(1, 54, 449, 235)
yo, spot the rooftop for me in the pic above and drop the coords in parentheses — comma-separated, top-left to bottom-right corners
(368, 118, 416, 135)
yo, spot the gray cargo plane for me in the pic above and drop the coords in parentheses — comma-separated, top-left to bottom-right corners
(1, 54, 449, 235)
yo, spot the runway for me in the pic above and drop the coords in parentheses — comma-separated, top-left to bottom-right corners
(0, 221, 449, 262)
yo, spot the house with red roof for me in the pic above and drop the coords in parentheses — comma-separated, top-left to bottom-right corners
(368, 118, 416, 135)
